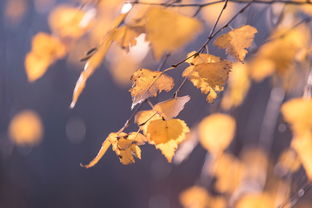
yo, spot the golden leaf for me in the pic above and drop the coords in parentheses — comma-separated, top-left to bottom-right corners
(49, 5, 92, 39)
(277, 148, 301, 173)
(81, 132, 146, 168)
(291, 132, 312, 180)
(211, 153, 245, 194)
(183, 53, 232, 102)
(112, 25, 144, 51)
(235, 193, 275, 208)
(201, 2, 236, 26)
(25, 32, 66, 82)
(198, 113, 236, 155)
(281, 98, 312, 136)
(9, 110, 43, 146)
(146, 119, 189, 144)
(221, 62, 250, 110)
(180, 186, 210, 208)
(144, 7, 202, 59)
(129, 68, 174, 108)
(135, 109, 163, 134)
(153, 95, 190, 119)
(214, 25, 257, 62)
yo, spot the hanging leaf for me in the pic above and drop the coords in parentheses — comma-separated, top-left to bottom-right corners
(214, 25, 257, 62)
(183, 52, 232, 102)
(144, 7, 202, 59)
(198, 113, 236, 155)
(129, 68, 174, 109)
(153, 95, 190, 119)
(112, 25, 144, 51)
(25, 32, 66, 82)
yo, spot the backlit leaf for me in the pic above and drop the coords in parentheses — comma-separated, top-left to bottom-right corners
(214, 25, 257, 62)
(183, 52, 232, 102)
(129, 68, 174, 108)
(198, 113, 236, 155)
(144, 7, 202, 59)
(180, 186, 210, 208)
(153, 95, 190, 119)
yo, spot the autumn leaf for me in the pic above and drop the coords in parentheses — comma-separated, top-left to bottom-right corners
(183, 52, 232, 102)
(25, 32, 66, 82)
(153, 95, 190, 119)
(9, 110, 43, 146)
(129, 68, 174, 109)
(198, 113, 236, 155)
(146, 118, 189, 145)
(214, 25, 257, 62)
(180, 186, 210, 208)
(49, 4, 93, 39)
(221, 62, 250, 110)
(70, 13, 128, 108)
(236, 193, 275, 208)
(112, 25, 144, 51)
(277, 148, 301, 173)
(81, 132, 146, 168)
(144, 7, 202, 59)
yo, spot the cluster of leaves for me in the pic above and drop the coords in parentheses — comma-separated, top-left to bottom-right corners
(22, 0, 312, 207)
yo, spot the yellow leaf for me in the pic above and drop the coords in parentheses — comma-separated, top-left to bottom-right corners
(153, 95, 190, 119)
(198, 113, 236, 155)
(235, 193, 275, 208)
(180, 186, 210, 208)
(281, 98, 312, 136)
(112, 25, 144, 51)
(214, 25, 257, 62)
(135, 109, 163, 134)
(183, 53, 232, 102)
(81, 132, 145, 168)
(211, 153, 245, 193)
(144, 7, 202, 59)
(9, 110, 43, 146)
(70, 31, 114, 108)
(221, 62, 250, 110)
(277, 148, 301, 173)
(155, 140, 180, 162)
(146, 119, 189, 144)
(129, 68, 174, 108)
(25, 32, 66, 82)
(291, 132, 312, 180)
(49, 5, 92, 39)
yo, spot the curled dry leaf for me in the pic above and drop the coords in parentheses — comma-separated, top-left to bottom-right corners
(81, 132, 146, 168)
(25, 32, 66, 82)
(144, 7, 202, 59)
(153, 95, 190, 119)
(198, 113, 236, 155)
(129, 68, 174, 109)
(70, 14, 128, 108)
(214, 25, 257, 62)
(183, 52, 232, 103)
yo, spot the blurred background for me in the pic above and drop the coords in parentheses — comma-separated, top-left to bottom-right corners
(0, 0, 312, 207)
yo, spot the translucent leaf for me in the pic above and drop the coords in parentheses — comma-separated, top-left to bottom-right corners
(221, 62, 250, 110)
(25, 32, 66, 82)
(49, 5, 92, 39)
(70, 31, 114, 108)
(180, 186, 210, 208)
(146, 119, 189, 145)
(129, 68, 174, 109)
(214, 25, 257, 62)
(198, 113, 236, 155)
(183, 53, 232, 102)
(9, 110, 43, 146)
(236, 193, 275, 208)
(135, 109, 162, 134)
(153, 95, 190, 119)
(81, 132, 145, 168)
(113, 25, 144, 51)
(144, 7, 202, 59)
